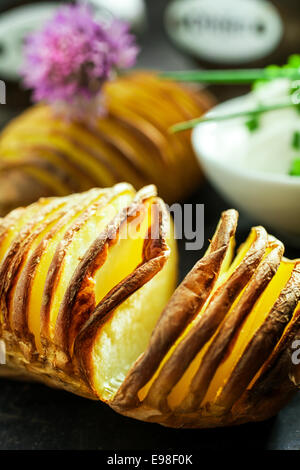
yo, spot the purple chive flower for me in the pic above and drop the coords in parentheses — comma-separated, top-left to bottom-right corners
(21, 4, 139, 120)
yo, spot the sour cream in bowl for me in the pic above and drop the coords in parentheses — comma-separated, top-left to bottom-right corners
(192, 78, 300, 240)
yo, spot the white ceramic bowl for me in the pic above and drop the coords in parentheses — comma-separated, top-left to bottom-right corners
(192, 95, 300, 240)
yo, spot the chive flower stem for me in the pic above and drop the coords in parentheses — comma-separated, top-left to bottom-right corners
(171, 102, 297, 133)
(161, 68, 300, 84)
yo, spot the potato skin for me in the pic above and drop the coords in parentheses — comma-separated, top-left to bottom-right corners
(109, 325, 300, 429)
(109, 221, 300, 428)
(143, 227, 268, 413)
(39, 186, 128, 360)
(112, 209, 239, 410)
(182, 242, 284, 411)
(74, 197, 172, 394)
(0, 199, 68, 332)
(54, 186, 159, 364)
(215, 262, 300, 412)
(12, 190, 106, 359)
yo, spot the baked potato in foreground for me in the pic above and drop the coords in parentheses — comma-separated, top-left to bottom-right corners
(0, 188, 299, 428)
(0, 72, 213, 215)
(0, 183, 177, 399)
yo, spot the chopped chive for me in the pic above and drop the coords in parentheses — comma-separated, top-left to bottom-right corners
(292, 131, 300, 150)
(289, 157, 300, 176)
(245, 116, 260, 132)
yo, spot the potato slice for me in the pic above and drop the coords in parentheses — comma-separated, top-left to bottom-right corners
(75, 196, 177, 401)
(179, 238, 284, 411)
(11, 188, 113, 352)
(143, 226, 267, 411)
(111, 209, 238, 409)
(53, 188, 156, 358)
(0, 197, 55, 261)
(0, 195, 73, 329)
(2, 125, 118, 187)
(8, 193, 87, 336)
(8, 112, 146, 188)
(212, 260, 300, 411)
(40, 184, 137, 352)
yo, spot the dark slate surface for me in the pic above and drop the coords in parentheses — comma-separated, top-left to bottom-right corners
(0, 0, 299, 451)
(0, 376, 300, 451)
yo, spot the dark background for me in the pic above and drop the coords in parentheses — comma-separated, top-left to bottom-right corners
(0, 0, 300, 450)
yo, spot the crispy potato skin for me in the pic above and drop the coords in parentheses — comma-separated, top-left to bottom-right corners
(109, 218, 300, 428)
(112, 209, 239, 410)
(74, 199, 172, 390)
(182, 243, 284, 411)
(1, 202, 300, 429)
(0, 72, 214, 215)
(109, 326, 300, 429)
(54, 186, 160, 360)
(142, 227, 268, 413)
(39, 187, 125, 358)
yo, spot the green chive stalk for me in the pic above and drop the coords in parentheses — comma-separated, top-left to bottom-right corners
(171, 102, 297, 133)
(161, 68, 300, 84)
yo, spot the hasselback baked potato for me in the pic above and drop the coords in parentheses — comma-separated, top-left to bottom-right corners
(0, 183, 177, 398)
(0, 188, 299, 428)
(0, 71, 213, 215)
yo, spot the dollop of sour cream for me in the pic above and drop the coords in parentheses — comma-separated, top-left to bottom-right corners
(205, 78, 300, 176)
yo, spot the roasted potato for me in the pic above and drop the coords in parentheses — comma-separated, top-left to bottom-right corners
(0, 195, 299, 428)
(0, 71, 213, 215)
(0, 183, 177, 398)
